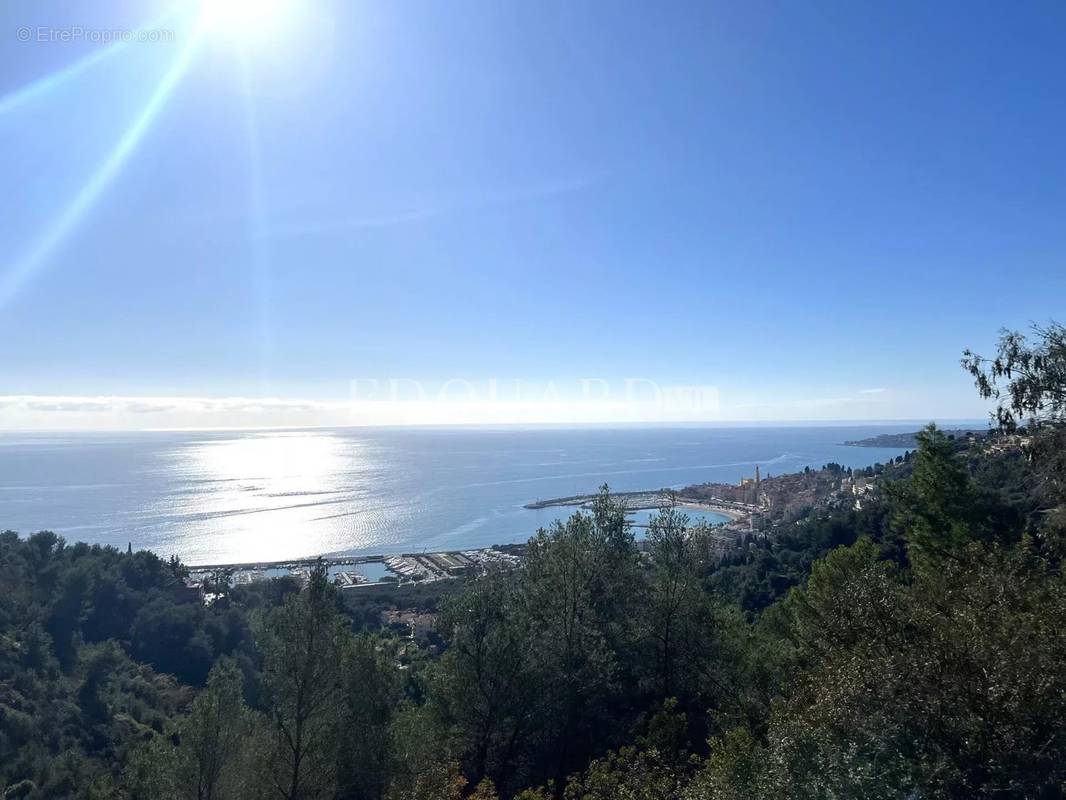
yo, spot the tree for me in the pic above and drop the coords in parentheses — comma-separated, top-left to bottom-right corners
(750, 537, 1066, 799)
(889, 424, 1020, 563)
(256, 563, 349, 800)
(335, 634, 402, 800)
(170, 658, 251, 800)
(517, 487, 643, 789)
(385, 705, 455, 800)
(511, 702, 697, 800)
(434, 569, 538, 794)
(642, 507, 716, 705)
(45, 562, 91, 668)
(385, 759, 465, 800)
(964, 322, 1066, 536)
(963, 321, 1066, 430)
(129, 597, 214, 685)
(687, 727, 764, 800)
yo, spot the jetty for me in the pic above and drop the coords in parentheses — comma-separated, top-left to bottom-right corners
(524, 489, 668, 509)
(524, 490, 755, 524)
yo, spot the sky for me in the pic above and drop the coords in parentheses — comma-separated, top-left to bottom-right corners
(1, 0, 1064, 429)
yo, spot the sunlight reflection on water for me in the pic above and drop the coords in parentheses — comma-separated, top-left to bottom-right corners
(0, 426, 913, 566)
(152, 430, 388, 563)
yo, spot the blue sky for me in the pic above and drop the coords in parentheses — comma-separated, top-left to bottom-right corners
(1, 0, 1064, 428)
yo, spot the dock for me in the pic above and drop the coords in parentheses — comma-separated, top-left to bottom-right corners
(187, 546, 522, 588)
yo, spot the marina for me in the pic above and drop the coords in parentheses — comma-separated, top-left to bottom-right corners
(185, 491, 749, 591)
(525, 489, 757, 527)
(188, 546, 523, 589)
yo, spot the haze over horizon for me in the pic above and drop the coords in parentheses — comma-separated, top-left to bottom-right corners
(2, 0, 1064, 429)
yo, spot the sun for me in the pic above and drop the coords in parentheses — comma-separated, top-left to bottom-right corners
(198, 0, 299, 45)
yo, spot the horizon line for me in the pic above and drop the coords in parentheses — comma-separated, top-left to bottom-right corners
(0, 417, 994, 435)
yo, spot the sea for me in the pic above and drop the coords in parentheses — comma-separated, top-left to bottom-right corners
(0, 424, 917, 566)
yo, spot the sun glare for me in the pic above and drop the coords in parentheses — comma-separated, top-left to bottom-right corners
(198, 0, 298, 44)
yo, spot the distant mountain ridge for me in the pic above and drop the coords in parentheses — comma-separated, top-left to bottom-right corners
(843, 429, 986, 448)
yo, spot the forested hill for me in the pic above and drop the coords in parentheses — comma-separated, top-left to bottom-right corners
(842, 428, 986, 448)
(1, 323, 1065, 800)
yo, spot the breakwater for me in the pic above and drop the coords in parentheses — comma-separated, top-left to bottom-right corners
(524, 490, 753, 523)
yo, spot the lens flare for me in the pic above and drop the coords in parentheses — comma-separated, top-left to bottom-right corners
(0, 28, 204, 308)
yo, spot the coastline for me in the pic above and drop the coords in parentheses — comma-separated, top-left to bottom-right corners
(675, 499, 748, 521)
(524, 490, 754, 524)
(4, 425, 911, 564)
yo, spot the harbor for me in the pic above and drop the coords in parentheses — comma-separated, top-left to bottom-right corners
(524, 489, 758, 526)
(187, 546, 523, 589)
(185, 474, 777, 592)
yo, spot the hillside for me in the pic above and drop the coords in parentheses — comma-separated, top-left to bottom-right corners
(1, 323, 1064, 800)
(842, 428, 986, 448)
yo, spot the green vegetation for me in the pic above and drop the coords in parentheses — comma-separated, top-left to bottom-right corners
(2, 322, 1065, 799)
(842, 429, 983, 448)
